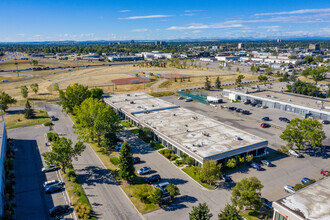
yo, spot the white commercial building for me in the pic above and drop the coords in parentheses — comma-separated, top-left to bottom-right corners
(104, 93, 268, 165)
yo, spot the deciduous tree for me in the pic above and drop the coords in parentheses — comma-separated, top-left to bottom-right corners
(42, 137, 85, 173)
(59, 83, 90, 113)
(166, 184, 180, 198)
(235, 75, 245, 84)
(90, 88, 104, 100)
(0, 91, 16, 112)
(199, 160, 221, 185)
(20, 85, 28, 99)
(231, 177, 263, 210)
(30, 83, 39, 94)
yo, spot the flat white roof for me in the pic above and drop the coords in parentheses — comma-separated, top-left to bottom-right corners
(274, 177, 330, 220)
(105, 93, 266, 159)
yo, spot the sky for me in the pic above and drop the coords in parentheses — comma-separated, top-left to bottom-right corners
(1, 0, 330, 42)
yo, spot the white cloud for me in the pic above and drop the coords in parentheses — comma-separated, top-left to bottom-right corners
(255, 8, 330, 16)
(119, 15, 173, 20)
(16, 33, 25, 37)
(184, 10, 204, 13)
(131, 28, 148, 32)
(258, 26, 280, 29)
(167, 23, 242, 30)
(192, 30, 202, 33)
(119, 10, 131, 13)
(183, 13, 196, 16)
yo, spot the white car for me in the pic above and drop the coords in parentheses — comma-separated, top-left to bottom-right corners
(44, 179, 60, 188)
(41, 165, 59, 173)
(288, 149, 302, 158)
(137, 166, 151, 175)
(284, 185, 295, 194)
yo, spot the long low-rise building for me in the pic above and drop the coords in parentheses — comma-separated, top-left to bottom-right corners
(0, 122, 7, 218)
(104, 93, 268, 165)
(273, 177, 330, 220)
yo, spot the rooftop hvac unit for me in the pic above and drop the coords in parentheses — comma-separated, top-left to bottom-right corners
(234, 135, 242, 141)
(127, 94, 131, 96)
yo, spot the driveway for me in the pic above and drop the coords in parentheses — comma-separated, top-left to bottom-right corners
(44, 104, 141, 220)
(120, 130, 232, 220)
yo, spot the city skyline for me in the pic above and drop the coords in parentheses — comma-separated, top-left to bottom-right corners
(1, 0, 330, 42)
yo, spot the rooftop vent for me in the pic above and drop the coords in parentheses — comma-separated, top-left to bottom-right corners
(130, 101, 134, 104)
(127, 94, 131, 96)
(234, 135, 242, 141)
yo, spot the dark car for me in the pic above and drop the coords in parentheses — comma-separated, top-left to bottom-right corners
(228, 107, 237, 111)
(49, 205, 70, 217)
(322, 120, 330, 124)
(279, 117, 290, 123)
(146, 174, 161, 184)
(50, 116, 58, 121)
(244, 100, 251, 105)
(261, 123, 271, 128)
(235, 108, 243, 113)
(242, 110, 250, 115)
(250, 162, 261, 170)
(221, 174, 232, 182)
(262, 117, 270, 121)
(133, 157, 140, 164)
(250, 103, 258, 107)
(45, 183, 64, 194)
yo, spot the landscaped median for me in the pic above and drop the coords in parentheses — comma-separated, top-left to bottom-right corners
(4, 109, 51, 129)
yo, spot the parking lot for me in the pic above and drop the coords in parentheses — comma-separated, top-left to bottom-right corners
(159, 95, 330, 202)
(9, 124, 74, 220)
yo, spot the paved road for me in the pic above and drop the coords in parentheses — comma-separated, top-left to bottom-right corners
(10, 124, 73, 220)
(45, 104, 141, 220)
(119, 130, 232, 220)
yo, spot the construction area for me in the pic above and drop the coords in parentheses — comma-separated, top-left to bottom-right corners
(104, 92, 268, 165)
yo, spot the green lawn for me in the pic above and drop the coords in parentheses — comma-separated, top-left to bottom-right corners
(4, 109, 51, 129)
(152, 143, 165, 150)
(130, 128, 139, 134)
(182, 166, 215, 189)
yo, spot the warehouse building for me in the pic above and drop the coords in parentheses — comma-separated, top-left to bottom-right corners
(273, 177, 330, 220)
(0, 122, 7, 218)
(104, 93, 268, 165)
(223, 89, 330, 120)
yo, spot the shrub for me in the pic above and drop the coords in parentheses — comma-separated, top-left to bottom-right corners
(75, 203, 91, 219)
(227, 158, 237, 168)
(44, 121, 53, 126)
(110, 157, 120, 166)
(187, 157, 195, 166)
(164, 153, 171, 159)
(238, 156, 245, 163)
(47, 132, 59, 142)
(170, 156, 176, 161)
(150, 141, 156, 149)
(245, 154, 253, 162)
(175, 159, 183, 166)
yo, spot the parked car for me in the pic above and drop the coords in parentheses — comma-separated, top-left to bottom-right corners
(42, 165, 59, 173)
(288, 149, 302, 158)
(228, 107, 237, 111)
(156, 182, 170, 192)
(250, 102, 258, 107)
(320, 170, 329, 176)
(146, 174, 161, 184)
(178, 96, 184, 100)
(50, 115, 58, 121)
(260, 106, 268, 109)
(45, 183, 64, 194)
(262, 117, 270, 121)
(133, 157, 141, 164)
(279, 117, 290, 123)
(261, 160, 272, 167)
(260, 123, 271, 128)
(235, 108, 243, 113)
(322, 120, 330, 124)
(49, 205, 70, 217)
(242, 110, 250, 115)
(221, 174, 232, 182)
(185, 98, 193, 102)
(301, 178, 313, 184)
(250, 162, 261, 170)
(284, 185, 295, 194)
(44, 179, 61, 188)
(244, 100, 251, 105)
(137, 166, 151, 175)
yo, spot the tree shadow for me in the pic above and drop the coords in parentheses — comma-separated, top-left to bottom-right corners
(119, 130, 155, 155)
(216, 181, 236, 191)
(75, 165, 117, 186)
(158, 178, 188, 186)
(305, 145, 330, 159)
(6, 109, 24, 115)
(161, 195, 198, 212)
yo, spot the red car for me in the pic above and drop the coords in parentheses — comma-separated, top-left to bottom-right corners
(260, 123, 271, 128)
(321, 170, 329, 176)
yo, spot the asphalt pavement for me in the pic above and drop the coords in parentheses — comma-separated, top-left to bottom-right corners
(45, 104, 141, 220)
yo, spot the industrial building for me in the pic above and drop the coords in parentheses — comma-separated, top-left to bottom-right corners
(0, 122, 7, 218)
(223, 89, 330, 120)
(273, 177, 330, 220)
(104, 93, 268, 165)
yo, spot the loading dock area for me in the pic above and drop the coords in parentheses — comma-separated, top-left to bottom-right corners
(104, 92, 268, 165)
